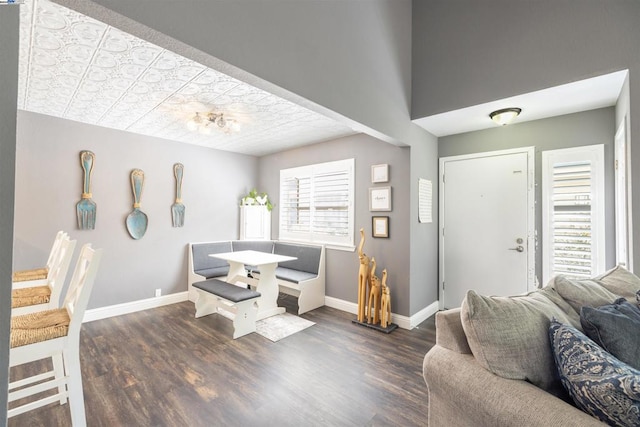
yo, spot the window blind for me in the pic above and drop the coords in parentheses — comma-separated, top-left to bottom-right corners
(280, 159, 354, 247)
(551, 161, 593, 279)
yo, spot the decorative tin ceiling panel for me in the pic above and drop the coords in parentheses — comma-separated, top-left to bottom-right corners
(18, 0, 355, 156)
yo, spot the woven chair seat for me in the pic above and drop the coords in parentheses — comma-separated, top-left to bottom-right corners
(13, 267, 48, 282)
(11, 308, 70, 348)
(12, 286, 51, 308)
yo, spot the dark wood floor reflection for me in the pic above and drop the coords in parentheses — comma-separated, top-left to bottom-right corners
(9, 294, 436, 426)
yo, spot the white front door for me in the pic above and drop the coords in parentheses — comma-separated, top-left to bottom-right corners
(439, 147, 534, 309)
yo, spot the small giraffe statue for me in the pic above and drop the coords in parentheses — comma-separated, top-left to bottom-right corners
(367, 258, 382, 324)
(357, 228, 371, 322)
(380, 269, 392, 328)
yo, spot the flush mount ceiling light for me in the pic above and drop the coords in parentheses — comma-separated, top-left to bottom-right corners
(186, 112, 241, 135)
(489, 108, 522, 126)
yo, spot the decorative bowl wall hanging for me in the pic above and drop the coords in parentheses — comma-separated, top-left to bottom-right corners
(125, 169, 148, 239)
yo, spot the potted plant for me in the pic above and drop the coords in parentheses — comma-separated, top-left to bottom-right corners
(240, 189, 273, 212)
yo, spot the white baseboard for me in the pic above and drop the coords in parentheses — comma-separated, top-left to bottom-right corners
(83, 291, 189, 323)
(82, 292, 439, 330)
(408, 300, 440, 329)
(324, 296, 439, 330)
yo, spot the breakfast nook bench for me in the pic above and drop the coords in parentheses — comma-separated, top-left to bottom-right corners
(193, 278, 261, 339)
(188, 240, 325, 315)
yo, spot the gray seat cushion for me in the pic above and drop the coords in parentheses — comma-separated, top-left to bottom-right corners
(274, 267, 317, 284)
(195, 266, 229, 279)
(193, 279, 260, 303)
(273, 242, 321, 274)
(192, 241, 232, 270)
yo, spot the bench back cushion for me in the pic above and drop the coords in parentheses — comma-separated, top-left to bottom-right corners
(273, 242, 321, 275)
(192, 241, 232, 271)
(232, 240, 274, 253)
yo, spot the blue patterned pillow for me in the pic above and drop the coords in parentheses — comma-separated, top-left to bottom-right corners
(549, 320, 640, 426)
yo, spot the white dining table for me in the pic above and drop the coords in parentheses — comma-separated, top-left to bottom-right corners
(210, 250, 296, 320)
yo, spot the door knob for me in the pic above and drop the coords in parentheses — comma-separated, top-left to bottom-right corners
(508, 246, 524, 253)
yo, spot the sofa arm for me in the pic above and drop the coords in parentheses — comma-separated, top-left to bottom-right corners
(423, 345, 605, 427)
(435, 308, 471, 354)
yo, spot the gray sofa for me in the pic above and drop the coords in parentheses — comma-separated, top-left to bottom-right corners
(423, 265, 640, 426)
(188, 240, 325, 315)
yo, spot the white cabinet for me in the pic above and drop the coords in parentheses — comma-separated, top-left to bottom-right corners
(240, 205, 271, 240)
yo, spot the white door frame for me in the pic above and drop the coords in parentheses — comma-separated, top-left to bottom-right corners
(438, 147, 536, 310)
(615, 116, 633, 270)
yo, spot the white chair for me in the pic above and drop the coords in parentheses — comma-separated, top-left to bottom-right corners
(13, 231, 68, 285)
(8, 243, 103, 426)
(12, 236, 77, 316)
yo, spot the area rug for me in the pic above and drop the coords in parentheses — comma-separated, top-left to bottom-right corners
(255, 312, 315, 342)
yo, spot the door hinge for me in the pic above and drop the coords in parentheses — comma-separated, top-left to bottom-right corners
(442, 281, 445, 290)
(442, 228, 445, 236)
(442, 174, 445, 183)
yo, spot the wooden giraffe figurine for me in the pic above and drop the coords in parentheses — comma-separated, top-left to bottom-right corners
(367, 257, 382, 324)
(357, 228, 371, 322)
(380, 269, 392, 328)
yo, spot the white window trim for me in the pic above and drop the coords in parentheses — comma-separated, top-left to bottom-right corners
(279, 158, 355, 250)
(542, 145, 606, 284)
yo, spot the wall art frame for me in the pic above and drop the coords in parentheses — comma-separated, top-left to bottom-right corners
(371, 163, 389, 183)
(372, 216, 389, 238)
(369, 186, 392, 211)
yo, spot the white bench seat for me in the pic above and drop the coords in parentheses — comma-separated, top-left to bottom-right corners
(193, 279, 261, 339)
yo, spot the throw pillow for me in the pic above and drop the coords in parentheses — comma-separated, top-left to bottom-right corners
(581, 298, 640, 371)
(553, 275, 618, 313)
(595, 265, 640, 302)
(549, 320, 640, 426)
(461, 287, 580, 396)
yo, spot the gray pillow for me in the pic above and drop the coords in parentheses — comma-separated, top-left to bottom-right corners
(553, 275, 618, 313)
(595, 265, 640, 302)
(461, 287, 580, 396)
(581, 298, 640, 371)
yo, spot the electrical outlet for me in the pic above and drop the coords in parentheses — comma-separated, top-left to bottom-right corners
(155, 289, 161, 297)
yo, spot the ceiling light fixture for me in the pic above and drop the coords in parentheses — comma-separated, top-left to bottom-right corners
(187, 112, 241, 135)
(489, 108, 522, 126)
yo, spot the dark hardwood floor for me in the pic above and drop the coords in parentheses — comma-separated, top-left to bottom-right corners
(9, 294, 436, 426)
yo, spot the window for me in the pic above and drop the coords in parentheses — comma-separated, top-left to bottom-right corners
(542, 145, 605, 283)
(279, 159, 354, 248)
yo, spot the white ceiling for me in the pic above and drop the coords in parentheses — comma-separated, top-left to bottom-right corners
(17, 0, 356, 156)
(413, 70, 628, 137)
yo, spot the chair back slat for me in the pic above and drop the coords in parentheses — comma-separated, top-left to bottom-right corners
(63, 244, 102, 333)
(45, 231, 67, 271)
(46, 237, 77, 306)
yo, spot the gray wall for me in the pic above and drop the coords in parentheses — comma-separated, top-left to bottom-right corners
(14, 111, 257, 309)
(0, 6, 19, 425)
(258, 134, 413, 315)
(412, 0, 640, 271)
(439, 108, 617, 283)
(409, 126, 439, 314)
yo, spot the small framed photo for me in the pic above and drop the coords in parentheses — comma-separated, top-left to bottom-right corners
(369, 186, 392, 211)
(371, 164, 389, 183)
(372, 216, 389, 238)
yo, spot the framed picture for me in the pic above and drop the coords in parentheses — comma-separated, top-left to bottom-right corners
(372, 216, 389, 238)
(369, 186, 392, 211)
(371, 164, 389, 183)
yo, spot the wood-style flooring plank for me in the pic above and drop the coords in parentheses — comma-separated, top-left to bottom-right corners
(8, 295, 435, 426)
